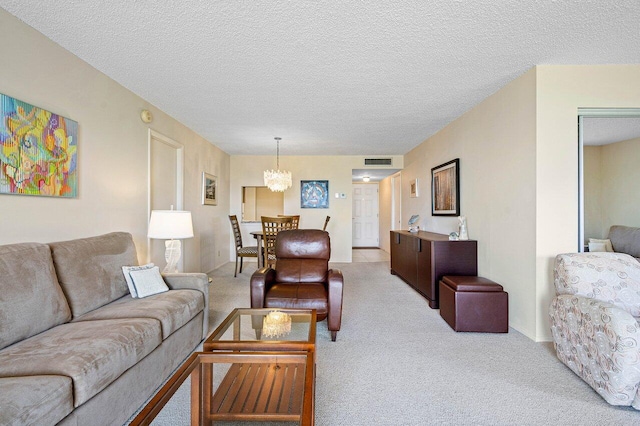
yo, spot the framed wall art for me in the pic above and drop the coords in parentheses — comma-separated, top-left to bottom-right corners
(0, 93, 78, 197)
(202, 172, 217, 205)
(300, 180, 329, 208)
(431, 158, 459, 216)
(410, 178, 419, 198)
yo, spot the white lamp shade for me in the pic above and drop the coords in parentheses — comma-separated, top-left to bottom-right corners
(148, 210, 194, 239)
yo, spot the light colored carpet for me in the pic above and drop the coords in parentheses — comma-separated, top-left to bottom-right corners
(149, 261, 640, 425)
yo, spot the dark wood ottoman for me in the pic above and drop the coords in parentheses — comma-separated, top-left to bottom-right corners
(439, 276, 508, 333)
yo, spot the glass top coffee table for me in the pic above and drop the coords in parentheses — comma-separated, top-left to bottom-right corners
(131, 308, 317, 425)
(204, 308, 317, 355)
(130, 351, 314, 426)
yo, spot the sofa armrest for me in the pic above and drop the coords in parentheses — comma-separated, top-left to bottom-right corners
(162, 273, 210, 339)
(550, 294, 640, 407)
(327, 269, 344, 333)
(250, 267, 276, 309)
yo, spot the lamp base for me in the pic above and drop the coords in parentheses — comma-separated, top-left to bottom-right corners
(163, 239, 182, 273)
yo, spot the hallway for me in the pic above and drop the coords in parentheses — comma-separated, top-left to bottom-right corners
(351, 248, 390, 263)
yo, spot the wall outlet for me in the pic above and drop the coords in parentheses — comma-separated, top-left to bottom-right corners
(340, 193, 347, 199)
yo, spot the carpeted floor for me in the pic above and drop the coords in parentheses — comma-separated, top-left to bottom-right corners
(150, 261, 640, 425)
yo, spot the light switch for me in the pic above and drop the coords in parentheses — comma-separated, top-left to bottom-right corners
(335, 193, 340, 198)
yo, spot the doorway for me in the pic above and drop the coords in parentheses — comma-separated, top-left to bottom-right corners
(352, 183, 379, 247)
(148, 130, 184, 265)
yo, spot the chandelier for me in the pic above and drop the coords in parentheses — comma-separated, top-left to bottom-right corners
(264, 137, 292, 192)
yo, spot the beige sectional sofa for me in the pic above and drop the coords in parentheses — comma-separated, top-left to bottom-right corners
(0, 232, 210, 426)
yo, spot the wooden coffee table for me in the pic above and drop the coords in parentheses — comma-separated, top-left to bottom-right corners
(131, 351, 314, 425)
(131, 308, 317, 425)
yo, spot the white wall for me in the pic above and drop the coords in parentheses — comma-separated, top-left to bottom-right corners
(600, 137, 640, 231)
(378, 175, 393, 253)
(584, 138, 640, 241)
(535, 65, 640, 340)
(0, 9, 231, 273)
(404, 69, 538, 338)
(583, 146, 603, 239)
(230, 155, 402, 262)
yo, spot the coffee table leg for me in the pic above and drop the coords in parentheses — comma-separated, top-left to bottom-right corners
(194, 362, 212, 426)
(190, 363, 201, 425)
(233, 317, 240, 341)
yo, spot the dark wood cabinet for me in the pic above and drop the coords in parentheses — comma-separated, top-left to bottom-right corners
(390, 230, 477, 308)
(390, 231, 416, 286)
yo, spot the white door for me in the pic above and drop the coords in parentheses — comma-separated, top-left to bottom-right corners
(352, 183, 379, 247)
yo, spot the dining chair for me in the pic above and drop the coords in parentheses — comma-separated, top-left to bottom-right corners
(261, 216, 295, 268)
(323, 215, 330, 231)
(228, 215, 258, 277)
(277, 214, 300, 229)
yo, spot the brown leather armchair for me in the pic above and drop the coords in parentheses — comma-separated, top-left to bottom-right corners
(250, 229, 344, 341)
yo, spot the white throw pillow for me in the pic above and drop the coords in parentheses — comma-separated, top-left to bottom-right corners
(589, 238, 614, 252)
(122, 263, 155, 297)
(588, 241, 607, 252)
(129, 266, 169, 298)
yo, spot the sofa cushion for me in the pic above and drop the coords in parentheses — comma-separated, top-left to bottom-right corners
(609, 225, 640, 259)
(0, 375, 73, 426)
(73, 290, 204, 339)
(0, 243, 71, 350)
(0, 318, 161, 407)
(49, 232, 138, 317)
(265, 283, 328, 317)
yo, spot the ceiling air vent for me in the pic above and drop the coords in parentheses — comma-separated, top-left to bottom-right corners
(364, 158, 392, 166)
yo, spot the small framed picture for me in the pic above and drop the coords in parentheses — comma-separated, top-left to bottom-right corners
(202, 172, 217, 206)
(410, 179, 419, 198)
(431, 158, 460, 216)
(300, 180, 329, 208)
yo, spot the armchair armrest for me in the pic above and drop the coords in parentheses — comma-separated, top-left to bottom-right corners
(550, 294, 640, 407)
(327, 269, 344, 338)
(163, 272, 210, 339)
(250, 267, 276, 308)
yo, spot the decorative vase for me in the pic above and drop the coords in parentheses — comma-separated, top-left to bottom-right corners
(458, 216, 469, 240)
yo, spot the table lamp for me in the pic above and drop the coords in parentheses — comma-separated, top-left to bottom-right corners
(148, 209, 194, 273)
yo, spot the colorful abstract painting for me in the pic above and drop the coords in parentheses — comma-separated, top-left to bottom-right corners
(0, 94, 78, 197)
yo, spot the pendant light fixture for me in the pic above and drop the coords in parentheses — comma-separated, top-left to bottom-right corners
(264, 137, 292, 192)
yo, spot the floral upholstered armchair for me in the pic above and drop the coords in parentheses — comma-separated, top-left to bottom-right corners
(550, 252, 640, 409)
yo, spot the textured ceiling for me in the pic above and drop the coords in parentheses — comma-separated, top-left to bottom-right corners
(352, 168, 401, 183)
(583, 117, 640, 146)
(2, 1, 640, 155)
